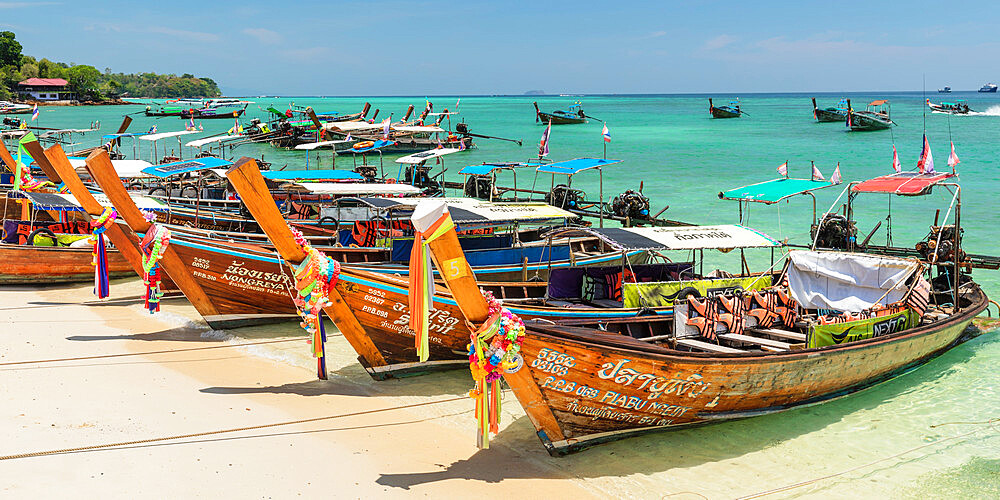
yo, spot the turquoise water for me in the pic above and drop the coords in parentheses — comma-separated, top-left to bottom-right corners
(20, 94, 1000, 496)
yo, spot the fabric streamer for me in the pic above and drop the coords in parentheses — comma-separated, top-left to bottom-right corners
(139, 221, 171, 314)
(13, 133, 55, 192)
(407, 209, 455, 362)
(89, 207, 117, 299)
(467, 291, 526, 449)
(289, 227, 341, 380)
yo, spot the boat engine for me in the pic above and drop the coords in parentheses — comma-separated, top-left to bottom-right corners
(464, 175, 494, 199)
(3, 117, 23, 128)
(610, 189, 650, 219)
(545, 184, 584, 209)
(354, 165, 378, 182)
(915, 225, 966, 264)
(811, 214, 857, 250)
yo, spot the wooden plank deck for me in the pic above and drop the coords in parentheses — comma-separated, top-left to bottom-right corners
(719, 333, 793, 350)
(676, 338, 744, 354)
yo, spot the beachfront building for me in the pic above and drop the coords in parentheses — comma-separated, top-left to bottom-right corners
(16, 78, 75, 101)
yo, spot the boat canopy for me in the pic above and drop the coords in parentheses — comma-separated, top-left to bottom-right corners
(293, 139, 352, 150)
(11, 190, 169, 212)
(459, 162, 542, 176)
(102, 133, 144, 140)
(535, 158, 623, 175)
(139, 130, 200, 141)
(70, 159, 153, 178)
(786, 250, 920, 312)
(325, 121, 383, 131)
(186, 135, 242, 148)
(404, 198, 577, 224)
(262, 169, 363, 181)
(141, 157, 233, 178)
(395, 148, 462, 164)
(345, 139, 395, 153)
(287, 182, 422, 195)
(851, 172, 956, 196)
(868, 100, 888, 106)
(544, 224, 781, 251)
(719, 178, 835, 204)
(392, 125, 445, 133)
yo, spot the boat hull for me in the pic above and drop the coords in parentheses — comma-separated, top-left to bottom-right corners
(710, 107, 741, 119)
(814, 108, 846, 122)
(848, 112, 892, 131)
(0, 243, 134, 284)
(537, 112, 586, 125)
(504, 288, 988, 455)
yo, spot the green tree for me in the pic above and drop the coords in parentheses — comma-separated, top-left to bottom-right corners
(0, 32, 22, 67)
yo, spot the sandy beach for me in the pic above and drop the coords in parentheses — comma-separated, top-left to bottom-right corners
(2, 279, 997, 499)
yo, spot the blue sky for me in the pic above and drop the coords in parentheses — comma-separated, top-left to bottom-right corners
(2, 1, 998, 95)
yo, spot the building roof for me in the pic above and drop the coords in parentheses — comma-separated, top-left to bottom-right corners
(18, 78, 69, 87)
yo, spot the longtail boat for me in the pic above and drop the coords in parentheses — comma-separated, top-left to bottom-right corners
(846, 99, 894, 131)
(811, 97, 848, 122)
(225, 157, 788, 377)
(533, 102, 589, 125)
(409, 173, 996, 455)
(709, 98, 741, 118)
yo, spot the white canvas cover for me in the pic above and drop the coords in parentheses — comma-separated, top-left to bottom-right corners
(71, 159, 153, 178)
(293, 183, 422, 195)
(186, 135, 242, 148)
(392, 125, 445, 133)
(393, 197, 576, 222)
(140, 130, 200, 141)
(611, 225, 781, 250)
(395, 148, 461, 164)
(786, 250, 921, 312)
(294, 139, 351, 150)
(324, 121, 383, 132)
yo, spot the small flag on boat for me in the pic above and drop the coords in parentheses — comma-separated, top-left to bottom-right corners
(455, 98, 460, 109)
(917, 134, 935, 174)
(381, 117, 391, 140)
(831, 162, 842, 184)
(198, 123, 203, 131)
(30, 104, 38, 121)
(948, 141, 960, 170)
(776, 161, 787, 177)
(345, 132, 352, 142)
(148, 125, 157, 134)
(458, 139, 466, 151)
(538, 119, 551, 158)
(811, 162, 825, 181)
(186, 116, 196, 131)
(892, 145, 902, 173)
(602, 122, 611, 143)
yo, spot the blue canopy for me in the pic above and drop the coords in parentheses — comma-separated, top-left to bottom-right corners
(459, 162, 542, 176)
(344, 139, 395, 154)
(262, 169, 363, 181)
(141, 157, 234, 178)
(535, 158, 623, 175)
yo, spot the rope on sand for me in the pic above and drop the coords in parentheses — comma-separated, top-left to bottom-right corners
(0, 396, 467, 461)
(0, 338, 304, 366)
(736, 417, 999, 499)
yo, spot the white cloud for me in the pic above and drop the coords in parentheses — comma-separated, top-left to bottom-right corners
(242, 28, 282, 44)
(702, 34, 738, 51)
(648, 30, 667, 38)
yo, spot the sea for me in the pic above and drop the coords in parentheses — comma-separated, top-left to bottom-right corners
(20, 93, 1000, 497)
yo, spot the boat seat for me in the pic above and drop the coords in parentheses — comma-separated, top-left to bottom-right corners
(718, 333, 793, 351)
(589, 298, 624, 308)
(746, 327, 806, 343)
(675, 338, 744, 354)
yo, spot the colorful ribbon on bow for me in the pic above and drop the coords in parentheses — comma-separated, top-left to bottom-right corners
(12, 133, 55, 192)
(407, 211, 455, 362)
(467, 290, 526, 449)
(290, 227, 341, 380)
(139, 224, 171, 314)
(90, 207, 117, 299)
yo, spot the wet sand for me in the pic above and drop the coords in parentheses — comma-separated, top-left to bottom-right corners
(2, 279, 998, 499)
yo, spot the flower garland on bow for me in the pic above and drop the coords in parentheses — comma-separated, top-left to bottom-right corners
(290, 227, 341, 380)
(89, 207, 117, 299)
(468, 290, 526, 449)
(139, 211, 170, 314)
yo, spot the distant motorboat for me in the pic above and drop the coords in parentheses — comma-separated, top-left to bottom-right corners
(978, 83, 997, 93)
(533, 101, 589, 124)
(927, 99, 973, 114)
(0, 100, 33, 115)
(938, 86, 951, 93)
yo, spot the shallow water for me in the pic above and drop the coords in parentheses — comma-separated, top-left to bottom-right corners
(18, 94, 1000, 496)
